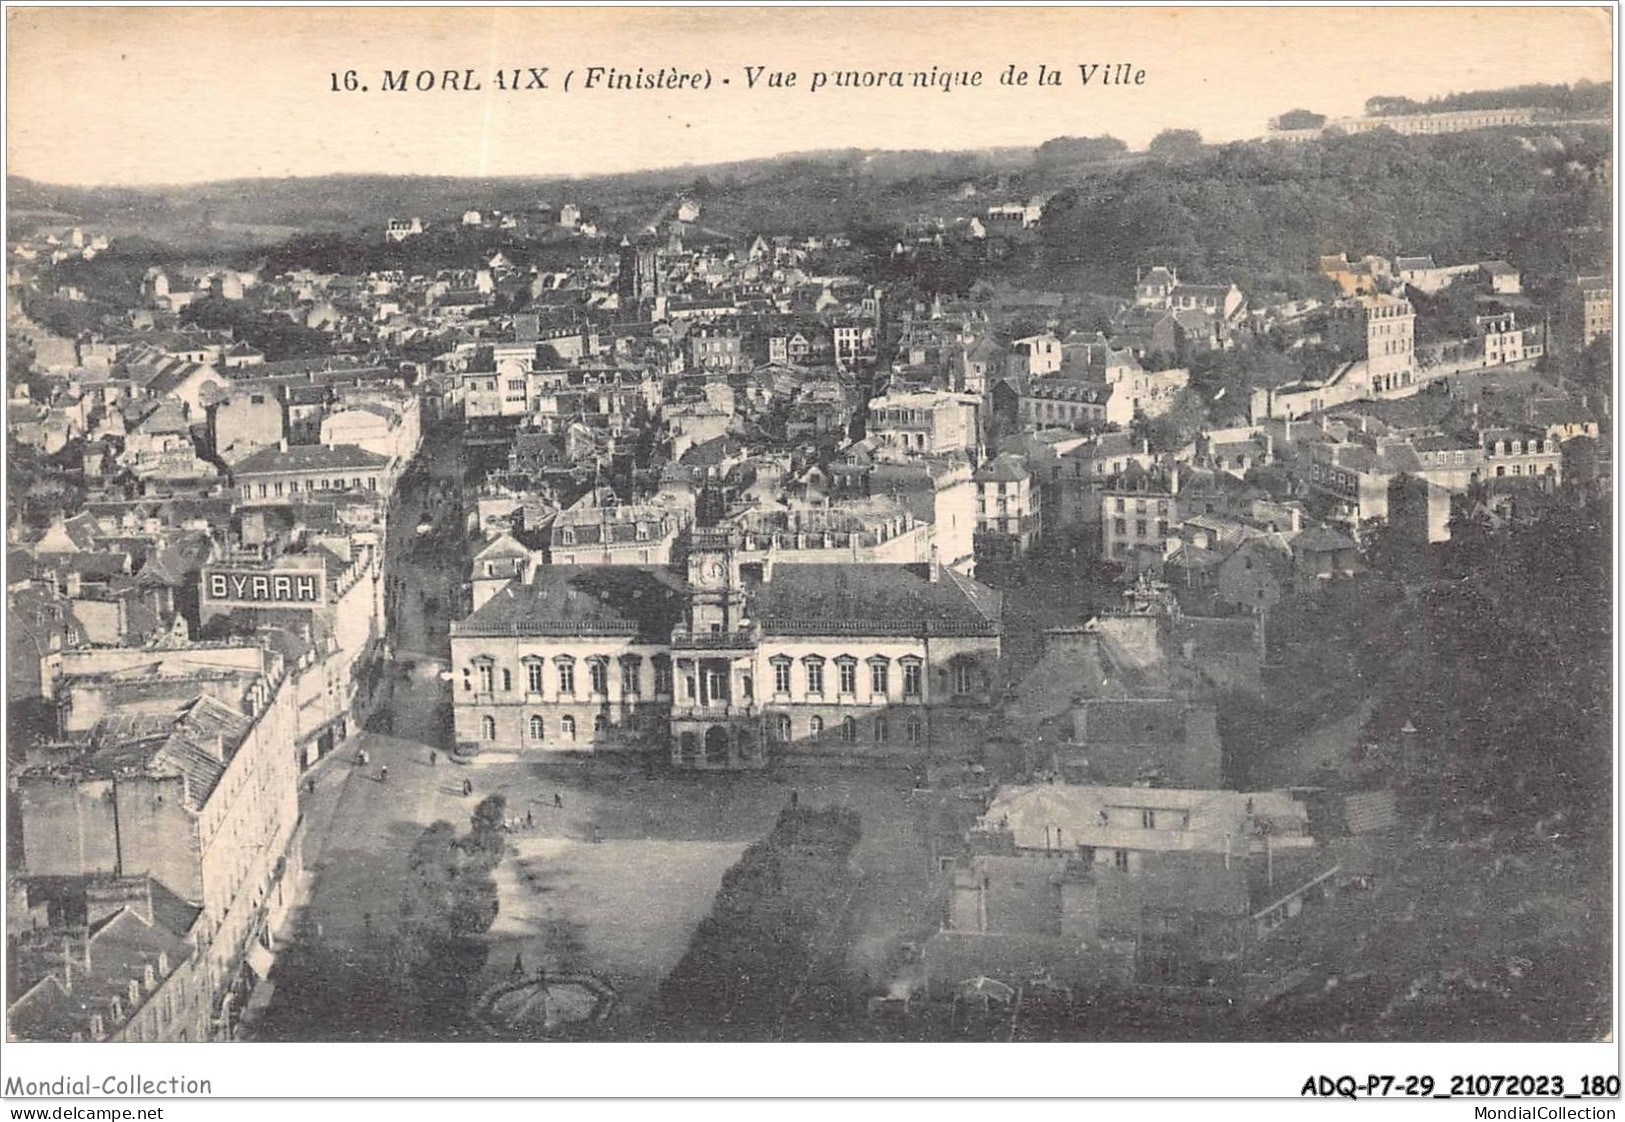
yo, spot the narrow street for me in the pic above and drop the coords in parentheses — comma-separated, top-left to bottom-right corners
(256, 423, 474, 1036)
(382, 420, 470, 667)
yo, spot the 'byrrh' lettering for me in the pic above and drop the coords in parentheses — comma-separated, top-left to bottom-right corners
(210, 569, 322, 602)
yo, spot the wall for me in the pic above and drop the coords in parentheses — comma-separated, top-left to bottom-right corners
(214, 393, 285, 463)
(112, 777, 206, 906)
(449, 634, 673, 754)
(17, 777, 121, 878)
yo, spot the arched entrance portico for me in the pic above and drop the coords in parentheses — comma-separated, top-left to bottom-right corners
(703, 725, 731, 765)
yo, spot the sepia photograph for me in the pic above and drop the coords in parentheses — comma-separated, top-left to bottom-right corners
(0, 1, 1617, 1104)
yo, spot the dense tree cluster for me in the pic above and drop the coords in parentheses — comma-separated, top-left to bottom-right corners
(1373, 498, 1612, 845)
(657, 805, 861, 1039)
(1407, 276, 1486, 345)
(1273, 109, 1327, 130)
(1145, 128, 1206, 162)
(180, 296, 333, 361)
(1365, 81, 1611, 118)
(1033, 135, 1130, 168)
(1032, 128, 1609, 296)
(256, 797, 506, 1041)
(1228, 497, 1612, 849)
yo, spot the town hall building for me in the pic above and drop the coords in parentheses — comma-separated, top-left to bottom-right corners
(447, 532, 1004, 769)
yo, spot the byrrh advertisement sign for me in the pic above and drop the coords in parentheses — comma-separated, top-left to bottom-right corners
(204, 567, 327, 606)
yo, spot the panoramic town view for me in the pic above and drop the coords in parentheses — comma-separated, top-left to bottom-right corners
(3, 25, 1613, 1045)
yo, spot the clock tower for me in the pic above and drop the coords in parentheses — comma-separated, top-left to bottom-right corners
(671, 529, 764, 771)
(685, 531, 744, 634)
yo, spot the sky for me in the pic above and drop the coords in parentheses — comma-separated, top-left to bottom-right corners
(6, 6, 1614, 187)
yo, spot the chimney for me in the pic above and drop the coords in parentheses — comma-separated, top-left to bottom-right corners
(928, 545, 941, 583)
(63, 937, 77, 989)
(1167, 464, 1180, 495)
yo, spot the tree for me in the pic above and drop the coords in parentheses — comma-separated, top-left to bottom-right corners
(471, 793, 508, 836)
(1273, 109, 1327, 130)
(1409, 277, 1483, 344)
(1139, 388, 1208, 454)
(1146, 129, 1205, 161)
(1034, 135, 1129, 167)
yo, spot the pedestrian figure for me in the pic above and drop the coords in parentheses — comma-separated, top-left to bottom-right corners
(307, 777, 316, 795)
(379, 765, 389, 782)
(363, 912, 372, 932)
(592, 825, 603, 844)
(429, 750, 438, 767)
(790, 789, 799, 809)
(526, 808, 534, 828)
(512, 952, 525, 979)
(463, 778, 473, 797)
(554, 792, 563, 809)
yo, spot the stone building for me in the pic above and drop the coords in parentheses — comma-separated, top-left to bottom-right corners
(12, 644, 301, 1039)
(447, 532, 1003, 769)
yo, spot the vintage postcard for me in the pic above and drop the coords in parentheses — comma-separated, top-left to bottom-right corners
(1, 2, 1616, 1106)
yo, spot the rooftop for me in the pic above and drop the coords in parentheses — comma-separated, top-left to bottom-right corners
(755, 563, 1001, 637)
(232, 443, 390, 475)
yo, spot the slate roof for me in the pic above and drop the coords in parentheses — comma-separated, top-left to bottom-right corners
(982, 784, 1307, 855)
(973, 454, 1031, 484)
(454, 566, 689, 640)
(1290, 525, 1358, 554)
(7, 881, 198, 1042)
(1023, 380, 1111, 404)
(755, 563, 1001, 637)
(78, 694, 252, 809)
(231, 443, 389, 475)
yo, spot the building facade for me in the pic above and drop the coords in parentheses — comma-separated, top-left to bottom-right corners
(447, 535, 1003, 770)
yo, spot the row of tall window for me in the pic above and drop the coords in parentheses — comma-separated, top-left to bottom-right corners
(1114, 497, 1171, 515)
(771, 713, 922, 744)
(242, 476, 378, 500)
(767, 654, 937, 698)
(479, 713, 605, 741)
(477, 711, 924, 745)
(466, 653, 984, 703)
(466, 654, 673, 697)
(1113, 518, 1169, 541)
